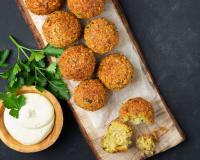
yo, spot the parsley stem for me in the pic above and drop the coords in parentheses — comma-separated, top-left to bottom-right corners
(35, 66, 60, 90)
(35, 67, 48, 79)
(36, 67, 46, 71)
(17, 48, 20, 62)
(21, 46, 41, 52)
(20, 48, 29, 60)
(9, 35, 42, 52)
(9, 35, 30, 60)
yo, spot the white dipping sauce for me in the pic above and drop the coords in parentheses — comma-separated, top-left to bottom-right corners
(4, 93, 55, 145)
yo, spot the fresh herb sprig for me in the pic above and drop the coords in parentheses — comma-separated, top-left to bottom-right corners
(0, 49, 10, 68)
(0, 35, 70, 118)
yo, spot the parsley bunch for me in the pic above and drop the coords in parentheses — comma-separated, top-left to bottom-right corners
(0, 35, 70, 118)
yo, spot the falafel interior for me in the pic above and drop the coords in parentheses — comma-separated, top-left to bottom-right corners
(119, 97, 155, 125)
(102, 120, 133, 153)
(136, 134, 158, 156)
(122, 115, 153, 125)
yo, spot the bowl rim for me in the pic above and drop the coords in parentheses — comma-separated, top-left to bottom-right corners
(0, 86, 63, 153)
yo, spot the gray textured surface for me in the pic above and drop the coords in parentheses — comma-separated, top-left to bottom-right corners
(0, 0, 199, 159)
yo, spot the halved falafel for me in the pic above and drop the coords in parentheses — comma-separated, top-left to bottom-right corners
(25, 0, 63, 15)
(84, 18, 119, 54)
(58, 45, 96, 81)
(43, 11, 81, 48)
(74, 79, 108, 111)
(97, 53, 134, 90)
(68, 0, 105, 19)
(136, 133, 158, 156)
(102, 119, 133, 153)
(119, 97, 155, 125)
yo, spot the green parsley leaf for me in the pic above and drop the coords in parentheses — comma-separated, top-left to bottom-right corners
(17, 95, 26, 108)
(43, 44, 64, 57)
(20, 62, 30, 72)
(9, 76, 25, 92)
(55, 68, 61, 79)
(36, 75, 47, 87)
(34, 59, 46, 68)
(9, 110, 19, 118)
(0, 49, 10, 68)
(0, 71, 9, 79)
(29, 51, 45, 62)
(35, 85, 45, 92)
(48, 80, 70, 100)
(46, 65, 61, 80)
(24, 74, 35, 85)
(8, 64, 21, 87)
(46, 62, 57, 73)
(0, 93, 26, 118)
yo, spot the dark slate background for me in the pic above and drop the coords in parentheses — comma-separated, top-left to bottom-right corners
(0, 0, 200, 159)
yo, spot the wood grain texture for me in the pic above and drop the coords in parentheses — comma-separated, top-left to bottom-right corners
(15, 0, 185, 159)
(0, 86, 63, 153)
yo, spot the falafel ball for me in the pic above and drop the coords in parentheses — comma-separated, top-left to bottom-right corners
(68, 0, 105, 19)
(136, 133, 158, 156)
(97, 53, 134, 90)
(25, 0, 63, 15)
(119, 97, 155, 125)
(102, 119, 133, 153)
(84, 18, 119, 54)
(58, 45, 96, 81)
(74, 79, 108, 111)
(43, 11, 81, 48)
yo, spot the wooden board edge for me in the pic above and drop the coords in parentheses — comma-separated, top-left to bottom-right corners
(15, 0, 185, 159)
(16, 0, 45, 49)
(112, 0, 185, 142)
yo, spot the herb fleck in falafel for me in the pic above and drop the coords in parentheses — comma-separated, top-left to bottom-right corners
(84, 18, 119, 54)
(74, 79, 108, 111)
(58, 45, 96, 81)
(102, 119, 133, 153)
(43, 11, 81, 48)
(119, 97, 155, 125)
(97, 53, 134, 90)
(25, 0, 63, 15)
(68, 0, 105, 19)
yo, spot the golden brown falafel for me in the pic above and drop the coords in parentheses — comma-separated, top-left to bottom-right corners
(68, 0, 105, 19)
(97, 53, 134, 90)
(136, 133, 158, 156)
(84, 18, 119, 54)
(43, 11, 81, 48)
(25, 0, 63, 15)
(74, 79, 108, 111)
(102, 119, 133, 153)
(58, 45, 96, 81)
(119, 97, 155, 125)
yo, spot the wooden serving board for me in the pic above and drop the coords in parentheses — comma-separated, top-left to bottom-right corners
(16, 0, 185, 159)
